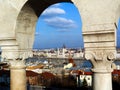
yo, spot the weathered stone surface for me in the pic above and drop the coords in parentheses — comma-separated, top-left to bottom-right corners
(0, 0, 28, 60)
(16, 3, 37, 50)
(0, 0, 27, 38)
(1, 46, 19, 59)
(72, 0, 120, 26)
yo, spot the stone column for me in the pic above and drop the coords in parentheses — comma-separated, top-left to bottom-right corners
(1, 46, 27, 90)
(10, 60, 26, 90)
(81, 22, 117, 90)
(85, 51, 115, 90)
(93, 72, 112, 90)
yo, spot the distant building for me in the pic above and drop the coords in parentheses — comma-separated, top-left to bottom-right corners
(32, 47, 84, 58)
(79, 74, 92, 87)
(70, 70, 92, 87)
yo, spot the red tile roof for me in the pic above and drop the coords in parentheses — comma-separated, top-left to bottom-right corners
(41, 72, 55, 79)
(26, 70, 39, 77)
(70, 70, 92, 75)
(112, 70, 120, 76)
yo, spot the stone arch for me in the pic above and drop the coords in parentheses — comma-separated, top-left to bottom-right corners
(115, 3, 120, 49)
(27, 0, 73, 17)
(15, 2, 37, 50)
(0, 0, 83, 59)
(116, 3, 120, 26)
(15, 0, 82, 57)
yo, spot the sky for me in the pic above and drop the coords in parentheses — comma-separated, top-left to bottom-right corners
(33, 2, 120, 49)
(117, 19, 120, 48)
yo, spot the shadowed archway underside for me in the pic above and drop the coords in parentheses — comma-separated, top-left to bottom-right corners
(28, 0, 73, 17)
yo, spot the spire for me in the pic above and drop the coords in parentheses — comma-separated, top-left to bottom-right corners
(62, 44, 66, 49)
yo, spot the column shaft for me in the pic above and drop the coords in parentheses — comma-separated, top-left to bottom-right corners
(10, 66, 26, 90)
(93, 72, 112, 90)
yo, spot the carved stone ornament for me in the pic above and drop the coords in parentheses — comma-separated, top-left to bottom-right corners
(9, 59, 26, 69)
(85, 50, 116, 73)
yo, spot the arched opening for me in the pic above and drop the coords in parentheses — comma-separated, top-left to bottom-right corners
(15, 0, 75, 58)
(14, 0, 90, 89)
(15, 0, 85, 58)
(32, 4, 89, 87)
(34, 3, 84, 49)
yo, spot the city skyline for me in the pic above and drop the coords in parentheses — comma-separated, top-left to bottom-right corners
(33, 2, 120, 49)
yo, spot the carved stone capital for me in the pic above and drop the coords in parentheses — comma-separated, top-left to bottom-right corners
(107, 52, 115, 60)
(9, 59, 26, 69)
(85, 50, 116, 73)
(85, 52, 94, 60)
(85, 50, 116, 61)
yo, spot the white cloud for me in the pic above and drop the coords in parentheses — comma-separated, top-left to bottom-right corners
(57, 29, 72, 32)
(35, 32, 40, 36)
(42, 7, 65, 16)
(44, 17, 77, 29)
(40, 4, 77, 31)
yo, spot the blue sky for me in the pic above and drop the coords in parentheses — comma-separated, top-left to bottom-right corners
(33, 2, 120, 49)
(117, 19, 120, 48)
